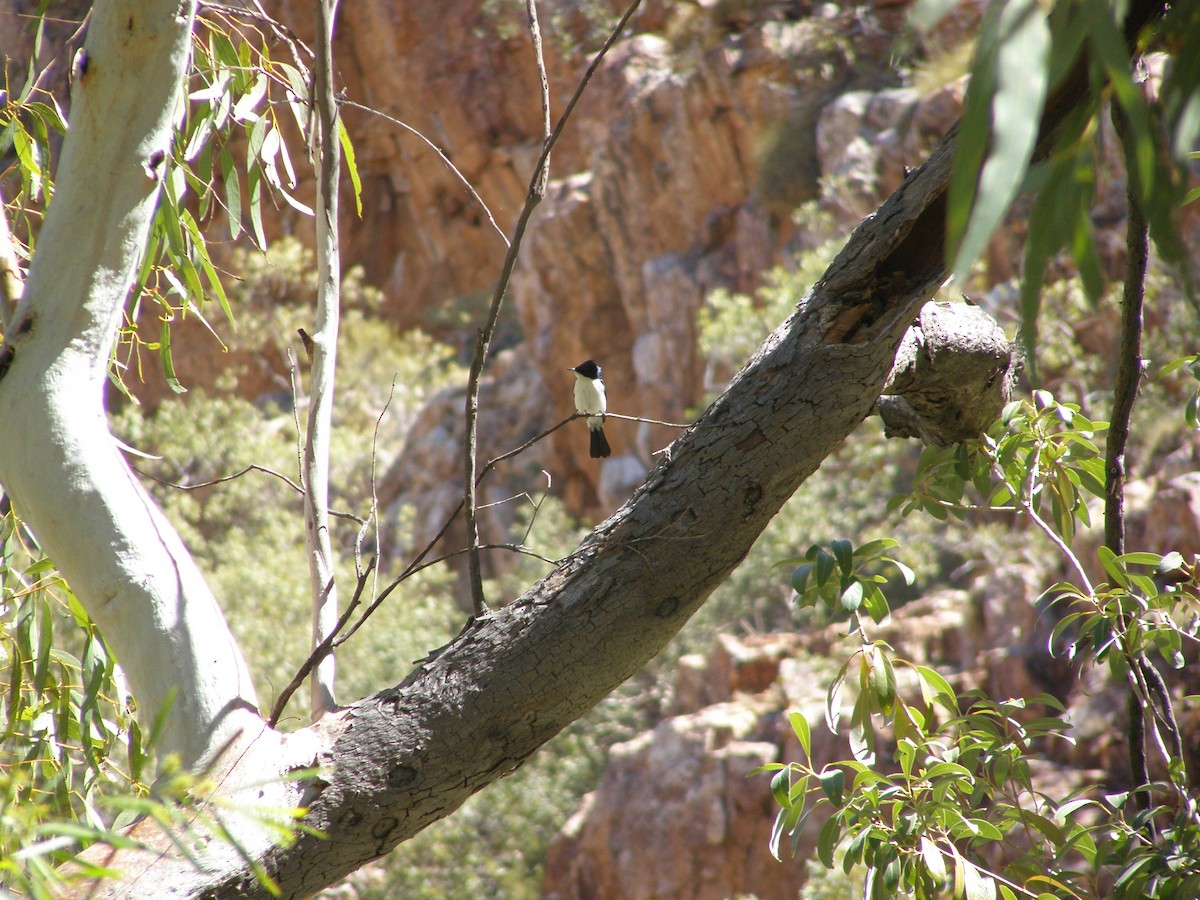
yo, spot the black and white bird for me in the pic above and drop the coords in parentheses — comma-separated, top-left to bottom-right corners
(570, 359, 611, 459)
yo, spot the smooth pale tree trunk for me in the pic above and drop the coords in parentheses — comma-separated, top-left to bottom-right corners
(0, 0, 265, 771)
(0, 0, 1164, 896)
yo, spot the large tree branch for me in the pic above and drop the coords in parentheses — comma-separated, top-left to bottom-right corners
(87, 109, 957, 900)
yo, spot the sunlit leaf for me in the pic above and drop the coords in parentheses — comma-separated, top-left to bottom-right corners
(951, 0, 1050, 283)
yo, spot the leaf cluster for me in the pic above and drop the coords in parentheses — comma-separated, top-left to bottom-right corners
(942, 0, 1200, 352)
(761, 381, 1200, 897)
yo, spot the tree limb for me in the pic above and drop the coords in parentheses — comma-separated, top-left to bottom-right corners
(303, 0, 343, 720)
(0, 0, 263, 770)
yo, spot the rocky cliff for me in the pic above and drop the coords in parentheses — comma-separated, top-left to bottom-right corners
(329, 0, 983, 594)
(539, 462, 1200, 899)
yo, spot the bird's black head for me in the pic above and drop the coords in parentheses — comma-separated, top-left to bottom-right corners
(572, 359, 602, 379)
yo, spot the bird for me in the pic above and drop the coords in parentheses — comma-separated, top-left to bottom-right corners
(570, 359, 611, 459)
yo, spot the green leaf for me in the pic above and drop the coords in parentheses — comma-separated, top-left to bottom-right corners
(914, 664, 958, 712)
(861, 583, 890, 624)
(817, 814, 841, 869)
(791, 563, 814, 597)
(180, 206, 233, 326)
(789, 710, 812, 759)
(848, 693, 875, 765)
(1117, 551, 1165, 567)
(818, 767, 845, 806)
(1074, 456, 1107, 497)
(232, 72, 269, 122)
(159, 318, 186, 395)
(1157, 551, 1185, 574)
(960, 855, 997, 900)
(221, 147, 242, 241)
(770, 768, 792, 810)
(840, 579, 864, 613)
(767, 808, 788, 861)
(868, 647, 896, 714)
(1159, 354, 1199, 378)
(951, 0, 1050, 283)
(826, 665, 846, 733)
(921, 836, 949, 887)
(338, 117, 363, 217)
(247, 167, 267, 248)
(855, 538, 899, 559)
(1097, 545, 1129, 588)
(814, 547, 835, 586)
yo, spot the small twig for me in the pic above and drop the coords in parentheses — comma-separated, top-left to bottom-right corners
(339, 100, 509, 249)
(268, 559, 374, 728)
(361, 379, 396, 581)
(478, 490, 542, 512)
(1137, 659, 1182, 758)
(462, 0, 644, 618)
(603, 411, 694, 429)
(519, 470, 552, 545)
(133, 464, 364, 524)
(992, 457, 1094, 597)
(527, 0, 552, 194)
(408, 542, 562, 577)
(478, 415, 573, 478)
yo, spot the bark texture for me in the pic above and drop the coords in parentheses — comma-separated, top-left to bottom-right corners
(95, 120, 956, 900)
(878, 301, 1018, 446)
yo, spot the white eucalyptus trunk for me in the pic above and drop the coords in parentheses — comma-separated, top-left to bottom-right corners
(0, 0, 260, 769)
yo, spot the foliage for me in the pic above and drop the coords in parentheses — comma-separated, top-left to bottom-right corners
(1, 6, 362, 396)
(0, 507, 313, 898)
(118, 9, 333, 396)
(941, 0, 1199, 317)
(0, 510, 145, 896)
(896, 393, 1108, 542)
(760, 384, 1200, 898)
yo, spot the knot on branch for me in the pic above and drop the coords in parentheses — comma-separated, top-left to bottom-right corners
(877, 301, 1019, 446)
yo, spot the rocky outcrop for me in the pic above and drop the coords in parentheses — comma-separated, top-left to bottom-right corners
(543, 633, 827, 900)
(538, 569, 1146, 899)
(359, 0, 975, 550)
(542, 699, 801, 900)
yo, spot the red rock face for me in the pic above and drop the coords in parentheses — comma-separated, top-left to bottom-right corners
(318, 0, 963, 519)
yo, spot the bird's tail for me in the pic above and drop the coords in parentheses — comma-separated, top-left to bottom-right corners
(590, 426, 611, 459)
